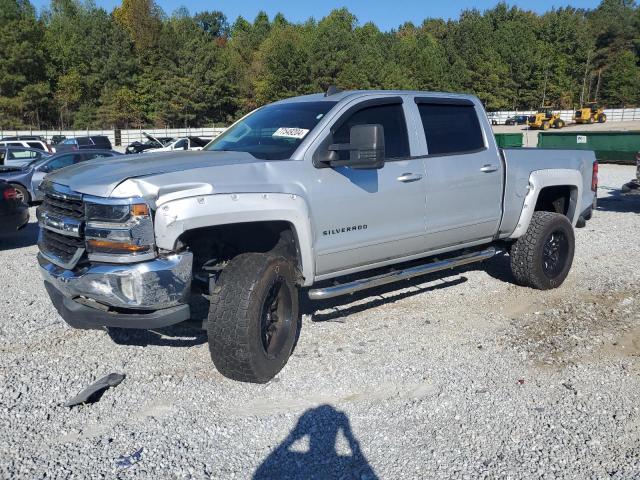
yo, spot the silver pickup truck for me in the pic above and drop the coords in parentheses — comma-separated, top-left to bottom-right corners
(37, 90, 597, 383)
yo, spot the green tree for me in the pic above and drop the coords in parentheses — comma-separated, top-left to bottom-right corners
(0, 0, 47, 128)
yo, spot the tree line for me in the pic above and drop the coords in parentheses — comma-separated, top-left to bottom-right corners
(1, 0, 639, 129)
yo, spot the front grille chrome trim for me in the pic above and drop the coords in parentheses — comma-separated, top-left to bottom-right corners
(38, 182, 86, 269)
(39, 245, 86, 270)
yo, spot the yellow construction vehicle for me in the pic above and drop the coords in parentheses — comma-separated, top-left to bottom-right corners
(573, 102, 606, 124)
(527, 108, 565, 130)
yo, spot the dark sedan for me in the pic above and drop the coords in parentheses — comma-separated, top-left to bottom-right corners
(505, 115, 529, 125)
(0, 150, 122, 204)
(0, 180, 29, 236)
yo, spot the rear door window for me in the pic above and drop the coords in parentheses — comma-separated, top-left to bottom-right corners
(8, 148, 33, 160)
(27, 142, 44, 150)
(417, 102, 485, 155)
(91, 137, 111, 148)
(77, 137, 92, 146)
(173, 139, 188, 149)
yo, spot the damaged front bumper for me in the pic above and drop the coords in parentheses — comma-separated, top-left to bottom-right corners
(38, 252, 193, 330)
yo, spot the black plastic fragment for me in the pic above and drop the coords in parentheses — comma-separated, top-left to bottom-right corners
(64, 373, 125, 407)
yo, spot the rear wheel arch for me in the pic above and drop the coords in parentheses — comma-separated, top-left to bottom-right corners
(509, 170, 582, 240)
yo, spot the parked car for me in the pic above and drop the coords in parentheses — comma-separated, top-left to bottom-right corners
(0, 150, 121, 203)
(505, 115, 529, 125)
(50, 135, 66, 146)
(0, 138, 51, 153)
(143, 136, 209, 153)
(1, 135, 46, 142)
(0, 146, 51, 168)
(0, 180, 29, 236)
(55, 135, 112, 152)
(125, 133, 175, 154)
(37, 89, 597, 383)
(486, 112, 499, 125)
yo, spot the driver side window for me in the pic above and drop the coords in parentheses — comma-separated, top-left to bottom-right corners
(333, 103, 410, 160)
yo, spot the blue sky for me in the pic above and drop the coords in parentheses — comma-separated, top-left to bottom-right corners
(30, 0, 602, 31)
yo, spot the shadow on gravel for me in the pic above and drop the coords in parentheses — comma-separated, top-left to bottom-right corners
(303, 252, 518, 322)
(483, 252, 516, 284)
(254, 404, 378, 480)
(302, 274, 468, 322)
(597, 190, 640, 214)
(106, 322, 207, 347)
(0, 221, 39, 250)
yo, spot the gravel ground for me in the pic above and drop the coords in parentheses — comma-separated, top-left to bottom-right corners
(1, 164, 639, 479)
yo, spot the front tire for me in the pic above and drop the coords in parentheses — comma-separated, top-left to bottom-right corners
(510, 211, 575, 290)
(206, 252, 300, 383)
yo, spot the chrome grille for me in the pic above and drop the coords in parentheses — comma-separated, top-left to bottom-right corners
(38, 183, 86, 269)
(39, 229, 84, 265)
(42, 191, 84, 219)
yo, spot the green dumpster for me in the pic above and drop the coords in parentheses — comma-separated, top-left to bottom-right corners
(494, 133, 523, 148)
(537, 131, 640, 164)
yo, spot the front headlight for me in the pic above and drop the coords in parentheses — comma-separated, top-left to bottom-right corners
(84, 201, 156, 261)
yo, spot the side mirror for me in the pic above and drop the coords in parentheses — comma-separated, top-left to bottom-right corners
(39, 164, 50, 173)
(325, 124, 385, 169)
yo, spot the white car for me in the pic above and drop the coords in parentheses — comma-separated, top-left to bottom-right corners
(143, 136, 209, 153)
(0, 139, 51, 153)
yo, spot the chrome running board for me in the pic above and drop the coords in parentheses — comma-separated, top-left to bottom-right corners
(308, 247, 498, 301)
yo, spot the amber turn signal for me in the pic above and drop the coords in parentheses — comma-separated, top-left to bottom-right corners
(86, 239, 149, 253)
(130, 204, 150, 216)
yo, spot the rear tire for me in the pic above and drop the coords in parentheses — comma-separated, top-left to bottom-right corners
(598, 113, 606, 123)
(554, 119, 565, 129)
(206, 252, 300, 383)
(510, 211, 575, 290)
(10, 184, 30, 204)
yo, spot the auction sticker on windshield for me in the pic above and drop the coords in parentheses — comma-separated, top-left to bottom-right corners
(273, 127, 309, 139)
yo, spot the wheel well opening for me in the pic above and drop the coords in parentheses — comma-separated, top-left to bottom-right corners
(534, 186, 572, 217)
(176, 221, 301, 284)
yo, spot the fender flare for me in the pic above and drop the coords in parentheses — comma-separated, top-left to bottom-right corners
(509, 169, 582, 239)
(154, 193, 316, 286)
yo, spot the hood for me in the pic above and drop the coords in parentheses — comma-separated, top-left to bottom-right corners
(46, 150, 264, 197)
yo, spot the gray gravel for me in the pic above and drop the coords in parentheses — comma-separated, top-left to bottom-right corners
(1, 164, 639, 479)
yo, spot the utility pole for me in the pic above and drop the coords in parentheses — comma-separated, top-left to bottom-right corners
(541, 69, 548, 108)
(580, 50, 591, 106)
(594, 69, 602, 102)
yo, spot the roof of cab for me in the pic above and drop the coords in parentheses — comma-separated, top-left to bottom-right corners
(274, 89, 479, 104)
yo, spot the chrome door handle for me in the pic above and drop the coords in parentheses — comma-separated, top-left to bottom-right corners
(397, 173, 423, 183)
(480, 164, 498, 173)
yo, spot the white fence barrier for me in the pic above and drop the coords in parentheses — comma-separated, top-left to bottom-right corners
(488, 107, 640, 124)
(0, 127, 227, 147)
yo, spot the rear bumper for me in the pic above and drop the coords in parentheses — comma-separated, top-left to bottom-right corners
(0, 205, 29, 235)
(39, 252, 193, 329)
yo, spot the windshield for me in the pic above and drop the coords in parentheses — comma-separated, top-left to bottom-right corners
(205, 101, 337, 160)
